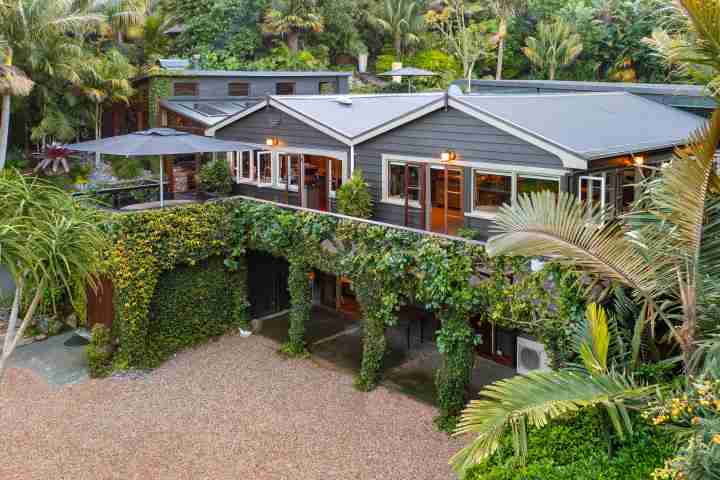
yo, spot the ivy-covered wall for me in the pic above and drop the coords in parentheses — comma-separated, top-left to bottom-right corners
(148, 76, 173, 128)
(147, 256, 246, 366)
(104, 198, 586, 428)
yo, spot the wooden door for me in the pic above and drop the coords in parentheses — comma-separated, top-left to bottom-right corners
(87, 277, 114, 329)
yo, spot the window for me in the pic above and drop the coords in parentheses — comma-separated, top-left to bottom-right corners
(517, 176, 560, 197)
(319, 81, 335, 95)
(278, 153, 301, 189)
(256, 151, 273, 185)
(473, 172, 512, 216)
(579, 176, 606, 220)
(388, 162, 421, 204)
(228, 82, 250, 96)
(329, 158, 343, 194)
(276, 82, 296, 95)
(229, 153, 239, 181)
(173, 82, 198, 96)
(240, 151, 253, 181)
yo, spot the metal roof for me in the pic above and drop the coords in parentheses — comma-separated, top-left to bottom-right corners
(161, 98, 263, 127)
(157, 58, 190, 69)
(453, 92, 707, 160)
(269, 93, 446, 142)
(461, 79, 708, 97)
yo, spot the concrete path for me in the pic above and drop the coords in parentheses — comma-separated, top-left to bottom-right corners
(8, 331, 89, 388)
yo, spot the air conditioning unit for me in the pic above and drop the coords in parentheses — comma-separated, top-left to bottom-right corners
(516, 337, 551, 375)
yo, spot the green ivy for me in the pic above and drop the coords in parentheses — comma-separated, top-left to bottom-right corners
(148, 76, 172, 128)
(106, 198, 587, 428)
(87, 324, 114, 378)
(146, 256, 244, 366)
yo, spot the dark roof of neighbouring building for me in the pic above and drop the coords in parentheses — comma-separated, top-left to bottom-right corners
(452, 92, 707, 160)
(135, 69, 353, 82)
(461, 79, 708, 97)
(160, 98, 263, 126)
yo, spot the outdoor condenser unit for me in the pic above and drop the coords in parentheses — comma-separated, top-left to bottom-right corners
(516, 337, 551, 375)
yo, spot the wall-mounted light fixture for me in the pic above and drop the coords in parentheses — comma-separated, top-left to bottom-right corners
(265, 137, 279, 147)
(633, 155, 645, 166)
(441, 150, 457, 163)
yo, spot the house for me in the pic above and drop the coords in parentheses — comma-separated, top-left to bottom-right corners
(103, 60, 352, 137)
(456, 79, 716, 117)
(209, 90, 705, 239)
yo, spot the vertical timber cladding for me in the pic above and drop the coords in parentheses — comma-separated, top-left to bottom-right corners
(247, 250, 291, 319)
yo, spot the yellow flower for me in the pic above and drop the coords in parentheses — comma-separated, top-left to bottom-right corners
(691, 416, 701, 426)
(654, 415, 668, 425)
(713, 434, 720, 445)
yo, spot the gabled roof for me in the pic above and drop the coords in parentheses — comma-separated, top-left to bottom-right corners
(207, 93, 448, 143)
(160, 98, 262, 127)
(135, 69, 353, 83)
(450, 92, 706, 164)
(462, 79, 708, 97)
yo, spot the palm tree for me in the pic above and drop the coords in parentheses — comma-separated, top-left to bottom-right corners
(80, 0, 145, 45)
(77, 49, 135, 168)
(371, 0, 426, 60)
(1, 0, 101, 145)
(0, 171, 107, 384)
(263, 0, 325, 53)
(487, 0, 526, 80)
(0, 44, 34, 170)
(522, 19, 583, 80)
(451, 304, 653, 474)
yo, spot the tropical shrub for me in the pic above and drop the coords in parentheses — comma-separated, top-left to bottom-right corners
(464, 410, 674, 480)
(645, 377, 720, 480)
(87, 324, 114, 378)
(198, 159, 233, 196)
(335, 169, 373, 219)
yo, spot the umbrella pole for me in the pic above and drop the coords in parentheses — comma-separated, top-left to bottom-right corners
(160, 156, 164, 208)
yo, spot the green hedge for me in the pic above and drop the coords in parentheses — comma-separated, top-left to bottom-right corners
(464, 411, 674, 480)
(146, 256, 242, 365)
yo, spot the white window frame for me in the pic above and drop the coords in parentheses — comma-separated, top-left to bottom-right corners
(578, 175, 606, 210)
(469, 170, 515, 219)
(227, 152, 240, 184)
(382, 160, 423, 208)
(468, 170, 562, 220)
(230, 150, 254, 184)
(277, 152, 302, 191)
(255, 151, 274, 187)
(328, 157, 344, 198)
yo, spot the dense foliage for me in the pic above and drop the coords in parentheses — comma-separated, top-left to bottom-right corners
(464, 410, 675, 480)
(87, 324, 114, 378)
(335, 169, 373, 219)
(198, 158, 233, 196)
(147, 256, 245, 365)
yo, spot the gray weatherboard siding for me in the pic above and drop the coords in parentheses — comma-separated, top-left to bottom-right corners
(355, 108, 565, 236)
(169, 76, 349, 98)
(215, 104, 569, 238)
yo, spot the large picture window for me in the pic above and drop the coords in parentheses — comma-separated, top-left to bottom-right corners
(473, 172, 512, 215)
(278, 153, 301, 189)
(517, 176, 560, 197)
(388, 162, 421, 204)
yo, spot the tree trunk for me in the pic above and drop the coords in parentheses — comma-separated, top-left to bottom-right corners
(0, 94, 10, 170)
(549, 65, 556, 81)
(495, 19, 507, 80)
(287, 30, 300, 53)
(394, 33, 402, 60)
(0, 278, 45, 385)
(95, 103, 102, 170)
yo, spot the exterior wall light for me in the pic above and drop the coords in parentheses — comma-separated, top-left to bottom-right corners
(441, 150, 457, 163)
(634, 155, 645, 166)
(266, 137, 279, 147)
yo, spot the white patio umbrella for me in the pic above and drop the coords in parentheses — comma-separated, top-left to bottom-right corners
(66, 128, 252, 207)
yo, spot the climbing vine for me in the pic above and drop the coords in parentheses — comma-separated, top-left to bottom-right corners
(104, 198, 587, 428)
(148, 75, 173, 128)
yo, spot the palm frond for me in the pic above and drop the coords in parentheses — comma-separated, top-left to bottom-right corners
(450, 370, 649, 474)
(487, 191, 657, 296)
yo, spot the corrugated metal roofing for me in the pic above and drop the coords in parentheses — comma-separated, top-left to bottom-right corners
(271, 93, 446, 140)
(379, 67, 437, 77)
(161, 98, 262, 126)
(463, 79, 707, 97)
(454, 92, 707, 159)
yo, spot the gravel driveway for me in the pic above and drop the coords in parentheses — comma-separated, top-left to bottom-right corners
(1, 333, 463, 480)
